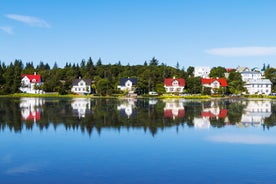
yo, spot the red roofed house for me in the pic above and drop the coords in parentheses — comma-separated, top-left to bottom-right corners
(201, 78, 228, 94)
(164, 77, 185, 93)
(20, 72, 43, 94)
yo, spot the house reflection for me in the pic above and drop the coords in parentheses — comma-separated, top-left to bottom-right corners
(163, 99, 185, 119)
(20, 98, 44, 122)
(117, 98, 137, 118)
(71, 98, 91, 118)
(194, 101, 228, 129)
(149, 98, 158, 105)
(238, 100, 271, 127)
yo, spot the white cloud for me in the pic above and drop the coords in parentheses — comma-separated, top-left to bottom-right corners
(5, 163, 44, 175)
(207, 134, 276, 144)
(205, 47, 276, 56)
(5, 14, 50, 28)
(0, 26, 13, 34)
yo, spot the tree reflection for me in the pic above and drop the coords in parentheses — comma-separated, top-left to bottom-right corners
(0, 98, 275, 136)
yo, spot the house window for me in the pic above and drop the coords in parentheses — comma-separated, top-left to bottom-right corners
(80, 82, 83, 86)
(75, 87, 77, 91)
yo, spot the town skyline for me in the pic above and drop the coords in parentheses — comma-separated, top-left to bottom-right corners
(1, 0, 276, 68)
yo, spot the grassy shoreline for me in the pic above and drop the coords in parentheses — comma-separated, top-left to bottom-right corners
(1, 93, 275, 99)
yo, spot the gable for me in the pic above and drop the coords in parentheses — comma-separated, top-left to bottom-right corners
(202, 78, 228, 87)
(21, 74, 41, 83)
(120, 78, 138, 86)
(72, 79, 92, 86)
(164, 78, 185, 87)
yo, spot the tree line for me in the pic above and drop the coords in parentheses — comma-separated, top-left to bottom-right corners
(0, 57, 275, 95)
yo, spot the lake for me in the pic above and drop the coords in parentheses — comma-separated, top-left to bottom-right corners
(0, 97, 276, 183)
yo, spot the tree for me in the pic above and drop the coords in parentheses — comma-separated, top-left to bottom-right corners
(176, 62, 180, 70)
(227, 70, 246, 94)
(96, 58, 102, 67)
(149, 57, 159, 66)
(155, 83, 165, 94)
(209, 66, 226, 78)
(187, 66, 194, 77)
(265, 67, 276, 92)
(96, 78, 110, 95)
(186, 77, 202, 94)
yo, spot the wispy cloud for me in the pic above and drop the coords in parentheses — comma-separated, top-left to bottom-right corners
(5, 14, 50, 28)
(0, 26, 13, 34)
(5, 163, 45, 175)
(207, 134, 276, 144)
(205, 47, 276, 56)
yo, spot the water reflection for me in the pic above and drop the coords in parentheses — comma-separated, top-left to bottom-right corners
(238, 100, 271, 127)
(0, 98, 276, 135)
(20, 98, 44, 122)
(163, 99, 185, 119)
(117, 98, 137, 118)
(71, 98, 91, 118)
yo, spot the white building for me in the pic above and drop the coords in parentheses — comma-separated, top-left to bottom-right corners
(240, 71, 262, 82)
(20, 73, 43, 94)
(71, 78, 92, 95)
(240, 71, 272, 95)
(194, 66, 211, 78)
(244, 79, 272, 95)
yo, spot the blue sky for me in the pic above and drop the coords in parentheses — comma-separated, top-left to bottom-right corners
(1, 0, 276, 69)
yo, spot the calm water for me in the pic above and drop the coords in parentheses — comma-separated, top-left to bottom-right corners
(1, 97, 276, 184)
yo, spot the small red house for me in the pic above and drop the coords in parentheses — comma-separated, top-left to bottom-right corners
(164, 77, 185, 93)
(20, 73, 42, 94)
(201, 78, 228, 93)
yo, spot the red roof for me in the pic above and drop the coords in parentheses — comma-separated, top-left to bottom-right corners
(164, 78, 185, 87)
(201, 109, 228, 118)
(201, 78, 228, 87)
(164, 109, 185, 118)
(22, 111, 41, 121)
(22, 74, 41, 83)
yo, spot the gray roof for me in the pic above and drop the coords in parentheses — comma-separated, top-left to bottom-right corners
(246, 79, 272, 85)
(119, 78, 138, 86)
(72, 79, 92, 85)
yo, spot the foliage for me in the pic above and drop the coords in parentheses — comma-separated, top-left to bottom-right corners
(0, 58, 274, 97)
(186, 77, 202, 94)
(227, 70, 246, 94)
(209, 66, 226, 78)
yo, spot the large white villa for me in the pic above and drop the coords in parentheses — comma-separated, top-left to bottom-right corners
(194, 66, 211, 78)
(240, 71, 272, 95)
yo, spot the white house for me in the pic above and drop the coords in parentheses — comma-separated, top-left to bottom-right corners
(20, 73, 43, 94)
(164, 77, 185, 93)
(201, 78, 228, 94)
(194, 66, 211, 78)
(244, 79, 272, 95)
(71, 78, 92, 95)
(240, 71, 262, 82)
(240, 71, 272, 95)
(117, 78, 138, 93)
